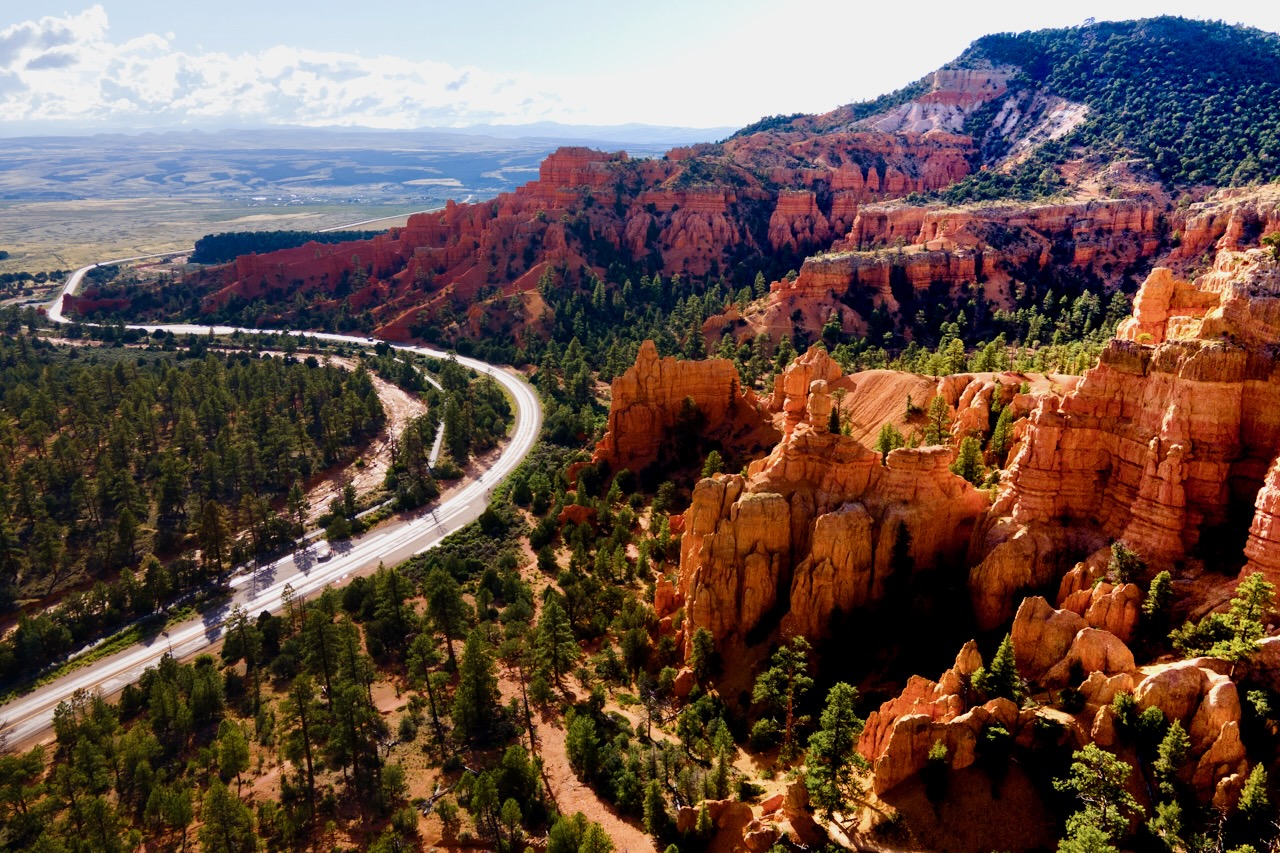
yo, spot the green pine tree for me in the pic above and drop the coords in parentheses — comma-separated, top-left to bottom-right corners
(972, 634, 1024, 703)
(950, 436, 986, 485)
(875, 422, 905, 464)
(452, 629, 499, 743)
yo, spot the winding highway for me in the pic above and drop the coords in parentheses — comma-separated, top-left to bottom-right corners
(0, 251, 543, 748)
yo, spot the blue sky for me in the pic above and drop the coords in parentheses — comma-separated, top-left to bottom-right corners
(3, 1, 1280, 132)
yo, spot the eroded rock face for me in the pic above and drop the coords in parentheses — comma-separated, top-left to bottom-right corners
(857, 641, 1035, 795)
(969, 250, 1280, 628)
(1133, 660, 1249, 804)
(864, 606, 1251, 801)
(592, 340, 779, 474)
(678, 363, 989, 646)
(741, 197, 1166, 345)
(159, 117, 983, 341)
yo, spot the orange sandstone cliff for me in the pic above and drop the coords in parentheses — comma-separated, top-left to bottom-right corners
(970, 247, 1280, 630)
(591, 340, 778, 474)
(674, 348, 990, 648)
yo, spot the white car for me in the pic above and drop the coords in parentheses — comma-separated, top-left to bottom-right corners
(313, 542, 333, 562)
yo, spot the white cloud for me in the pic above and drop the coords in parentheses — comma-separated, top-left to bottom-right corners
(0, 5, 584, 129)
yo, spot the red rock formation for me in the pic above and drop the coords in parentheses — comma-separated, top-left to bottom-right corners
(740, 197, 1167, 345)
(176, 121, 982, 341)
(1168, 186, 1280, 265)
(970, 248, 1280, 628)
(857, 641, 1032, 795)
(1243, 457, 1280, 585)
(63, 291, 131, 316)
(767, 191, 832, 253)
(592, 340, 778, 474)
(863, 606, 1252, 803)
(677, 363, 989, 647)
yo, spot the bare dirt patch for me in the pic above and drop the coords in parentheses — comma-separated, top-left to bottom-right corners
(303, 360, 428, 525)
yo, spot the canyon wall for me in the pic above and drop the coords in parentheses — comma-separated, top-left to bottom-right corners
(740, 197, 1167, 343)
(178, 127, 978, 339)
(970, 249, 1280, 628)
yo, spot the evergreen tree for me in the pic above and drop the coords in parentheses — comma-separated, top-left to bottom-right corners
(924, 396, 951, 446)
(643, 779, 668, 839)
(1054, 744, 1143, 851)
(198, 779, 256, 853)
(950, 435, 986, 485)
(424, 567, 470, 668)
(988, 405, 1015, 461)
(752, 636, 814, 762)
(215, 720, 250, 794)
(1236, 763, 1270, 846)
(689, 627, 717, 684)
(579, 820, 614, 853)
(875, 422, 905, 464)
(535, 596, 578, 686)
(1143, 571, 1173, 622)
(972, 634, 1023, 703)
(805, 682, 869, 823)
(452, 629, 499, 743)
(1171, 572, 1275, 672)
(281, 674, 319, 814)
(1152, 720, 1189, 797)
(1107, 542, 1145, 584)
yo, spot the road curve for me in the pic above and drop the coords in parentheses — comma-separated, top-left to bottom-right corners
(1, 254, 542, 747)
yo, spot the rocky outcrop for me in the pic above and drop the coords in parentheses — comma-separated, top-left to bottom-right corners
(1115, 267, 1221, 345)
(763, 346, 844, 434)
(1244, 457, 1280, 586)
(768, 191, 832, 253)
(858, 641, 1041, 795)
(1167, 186, 1280, 266)
(1055, 557, 1144, 644)
(592, 340, 779, 474)
(742, 196, 1166, 346)
(864, 603, 1252, 802)
(1133, 660, 1250, 806)
(969, 250, 1280, 629)
(678, 362, 989, 646)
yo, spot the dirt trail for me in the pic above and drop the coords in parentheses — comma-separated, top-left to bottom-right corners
(496, 663, 657, 853)
(303, 359, 428, 524)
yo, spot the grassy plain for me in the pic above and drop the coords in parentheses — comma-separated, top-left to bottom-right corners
(0, 198, 423, 272)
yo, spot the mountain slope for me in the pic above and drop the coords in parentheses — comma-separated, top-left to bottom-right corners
(953, 17, 1280, 184)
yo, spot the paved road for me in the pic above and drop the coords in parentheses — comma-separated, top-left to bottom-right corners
(1, 254, 542, 747)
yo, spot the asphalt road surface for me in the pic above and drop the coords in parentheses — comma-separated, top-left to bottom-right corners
(1, 253, 542, 747)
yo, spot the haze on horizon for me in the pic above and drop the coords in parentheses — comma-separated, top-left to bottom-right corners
(3, 0, 1280, 136)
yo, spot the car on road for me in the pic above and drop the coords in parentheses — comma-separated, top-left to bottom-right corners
(313, 541, 333, 561)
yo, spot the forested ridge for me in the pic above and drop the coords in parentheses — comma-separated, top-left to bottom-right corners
(956, 17, 1280, 186)
(190, 231, 384, 265)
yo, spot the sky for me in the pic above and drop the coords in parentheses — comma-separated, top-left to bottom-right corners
(2, 1, 1280, 134)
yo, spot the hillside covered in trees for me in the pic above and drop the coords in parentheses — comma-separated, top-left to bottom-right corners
(953, 17, 1280, 186)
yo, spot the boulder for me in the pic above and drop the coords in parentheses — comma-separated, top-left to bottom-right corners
(1010, 596, 1086, 680)
(1134, 662, 1209, 725)
(1043, 628, 1136, 685)
(759, 793, 784, 815)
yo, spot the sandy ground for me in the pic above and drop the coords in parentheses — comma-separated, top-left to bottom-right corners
(302, 359, 429, 525)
